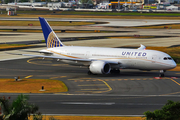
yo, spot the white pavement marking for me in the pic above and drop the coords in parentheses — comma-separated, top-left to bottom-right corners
(59, 102, 164, 106)
(60, 102, 115, 105)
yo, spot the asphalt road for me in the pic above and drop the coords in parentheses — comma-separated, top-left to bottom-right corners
(0, 58, 180, 115)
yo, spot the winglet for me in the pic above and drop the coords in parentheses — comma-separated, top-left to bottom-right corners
(39, 17, 64, 48)
(138, 44, 146, 50)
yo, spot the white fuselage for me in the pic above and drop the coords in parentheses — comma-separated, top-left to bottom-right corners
(42, 46, 176, 70)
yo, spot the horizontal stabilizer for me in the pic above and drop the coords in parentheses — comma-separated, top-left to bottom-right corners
(19, 50, 53, 55)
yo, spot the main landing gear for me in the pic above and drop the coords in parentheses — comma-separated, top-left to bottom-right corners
(87, 69, 120, 75)
(159, 70, 166, 77)
(88, 71, 93, 75)
(110, 69, 120, 74)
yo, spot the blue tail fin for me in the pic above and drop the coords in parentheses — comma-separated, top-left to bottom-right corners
(39, 17, 64, 48)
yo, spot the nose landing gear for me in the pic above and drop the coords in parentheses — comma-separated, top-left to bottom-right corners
(159, 70, 166, 77)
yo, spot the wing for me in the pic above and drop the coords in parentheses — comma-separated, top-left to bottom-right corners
(5, 52, 92, 62)
(5, 52, 120, 65)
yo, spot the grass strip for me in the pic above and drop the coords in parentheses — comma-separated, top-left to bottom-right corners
(0, 30, 114, 33)
(0, 44, 34, 49)
(132, 24, 180, 29)
(4, 10, 180, 17)
(1, 14, 180, 20)
(58, 11, 180, 17)
(0, 79, 68, 93)
(29, 115, 145, 120)
(0, 20, 95, 26)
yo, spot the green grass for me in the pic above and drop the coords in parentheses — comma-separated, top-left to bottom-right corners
(2, 10, 180, 17)
(0, 44, 33, 49)
(0, 44, 25, 47)
(0, 20, 95, 26)
(59, 11, 180, 16)
(0, 79, 68, 93)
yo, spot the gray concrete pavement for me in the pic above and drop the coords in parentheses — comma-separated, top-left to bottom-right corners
(1, 27, 180, 61)
(1, 17, 180, 27)
(1, 17, 180, 115)
(0, 58, 180, 115)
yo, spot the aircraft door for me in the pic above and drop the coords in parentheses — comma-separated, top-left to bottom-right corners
(152, 55, 157, 63)
(86, 51, 91, 59)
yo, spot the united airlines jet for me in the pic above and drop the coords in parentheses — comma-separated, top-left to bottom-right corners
(11, 17, 177, 77)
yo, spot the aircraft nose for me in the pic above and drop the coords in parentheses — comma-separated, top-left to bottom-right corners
(171, 60, 177, 69)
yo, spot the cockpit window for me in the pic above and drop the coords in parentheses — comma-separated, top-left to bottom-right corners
(168, 57, 172, 60)
(164, 57, 172, 60)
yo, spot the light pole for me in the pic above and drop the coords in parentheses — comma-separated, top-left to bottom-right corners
(118, 0, 120, 9)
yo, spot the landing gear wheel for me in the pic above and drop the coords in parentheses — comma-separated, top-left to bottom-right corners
(87, 71, 92, 75)
(110, 69, 120, 74)
(159, 73, 165, 77)
(159, 70, 165, 77)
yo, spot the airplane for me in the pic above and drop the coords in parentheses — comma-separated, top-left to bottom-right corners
(8, 17, 177, 77)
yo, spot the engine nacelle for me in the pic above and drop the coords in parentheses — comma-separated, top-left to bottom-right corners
(89, 61, 111, 74)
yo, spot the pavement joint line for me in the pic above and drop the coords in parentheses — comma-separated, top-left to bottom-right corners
(78, 84, 106, 86)
(24, 75, 33, 79)
(50, 76, 67, 79)
(81, 88, 109, 90)
(75, 91, 95, 93)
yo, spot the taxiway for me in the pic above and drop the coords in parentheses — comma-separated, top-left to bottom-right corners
(1, 17, 180, 115)
(0, 58, 180, 115)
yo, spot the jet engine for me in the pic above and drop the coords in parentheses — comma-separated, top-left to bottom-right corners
(89, 61, 111, 74)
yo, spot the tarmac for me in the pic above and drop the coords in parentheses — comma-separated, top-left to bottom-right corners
(0, 27, 180, 61)
(1, 18, 180, 115)
(0, 58, 180, 115)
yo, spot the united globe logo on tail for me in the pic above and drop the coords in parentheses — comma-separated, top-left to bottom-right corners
(47, 31, 63, 48)
(39, 17, 64, 48)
